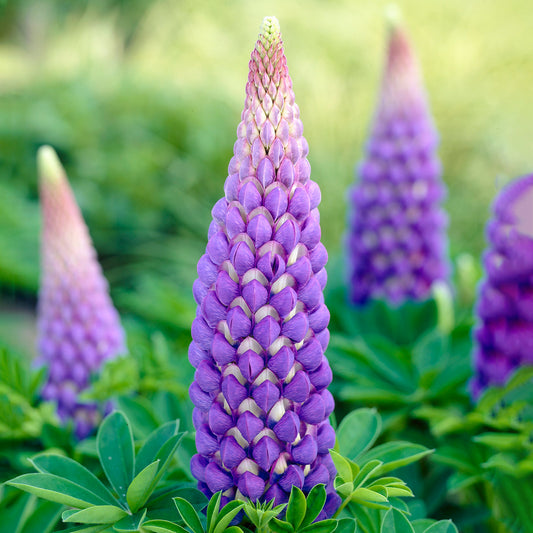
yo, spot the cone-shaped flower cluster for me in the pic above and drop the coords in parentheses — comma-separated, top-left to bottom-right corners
(37, 146, 125, 438)
(347, 19, 448, 305)
(188, 17, 339, 516)
(472, 174, 533, 398)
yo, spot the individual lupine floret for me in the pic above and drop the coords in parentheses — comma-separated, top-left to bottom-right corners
(472, 174, 533, 398)
(347, 16, 449, 305)
(188, 16, 339, 518)
(37, 146, 126, 438)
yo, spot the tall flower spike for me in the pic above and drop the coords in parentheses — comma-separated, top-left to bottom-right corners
(472, 174, 533, 398)
(37, 146, 126, 438)
(189, 17, 339, 517)
(347, 15, 449, 305)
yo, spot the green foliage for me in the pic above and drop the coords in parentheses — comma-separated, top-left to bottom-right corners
(6, 411, 195, 532)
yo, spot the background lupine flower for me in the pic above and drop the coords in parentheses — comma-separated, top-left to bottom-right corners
(37, 146, 126, 438)
(472, 174, 533, 398)
(346, 16, 449, 305)
(188, 17, 339, 517)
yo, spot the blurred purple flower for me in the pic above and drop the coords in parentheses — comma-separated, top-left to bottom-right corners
(472, 174, 533, 398)
(37, 146, 125, 438)
(347, 19, 449, 305)
(188, 17, 339, 516)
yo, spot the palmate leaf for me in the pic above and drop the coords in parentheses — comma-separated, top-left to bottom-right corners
(31, 454, 117, 506)
(380, 508, 415, 533)
(302, 484, 327, 527)
(62, 505, 127, 524)
(337, 408, 382, 460)
(174, 497, 204, 533)
(143, 520, 188, 533)
(126, 460, 160, 512)
(136, 420, 181, 475)
(96, 411, 135, 504)
(286, 486, 307, 530)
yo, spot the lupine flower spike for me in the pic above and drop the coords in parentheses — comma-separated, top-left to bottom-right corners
(472, 174, 533, 398)
(347, 13, 448, 305)
(189, 17, 339, 517)
(37, 146, 126, 438)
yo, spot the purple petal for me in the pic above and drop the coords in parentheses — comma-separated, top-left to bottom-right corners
(237, 411, 264, 442)
(296, 337, 323, 372)
(274, 219, 300, 254)
(212, 333, 236, 365)
(253, 435, 281, 470)
(265, 186, 288, 220)
(268, 345, 294, 379)
(224, 173, 239, 201)
(300, 215, 321, 249)
(257, 157, 275, 187)
(321, 390, 335, 417)
(207, 231, 229, 265)
(239, 181, 262, 214)
(190, 454, 208, 482)
(242, 280, 268, 313)
(279, 465, 304, 491)
(264, 483, 289, 507)
(309, 242, 327, 273)
(191, 317, 214, 351)
(226, 205, 246, 239)
(257, 252, 286, 282)
(189, 382, 212, 412)
(238, 350, 264, 381)
(208, 402, 234, 435)
(253, 380, 280, 413)
(195, 360, 221, 393)
(188, 341, 209, 368)
(205, 462, 234, 493)
(300, 393, 326, 424)
(221, 435, 247, 468)
(289, 187, 311, 221)
(317, 423, 336, 454)
(269, 138, 284, 169)
(222, 374, 247, 410)
(292, 435, 318, 465)
(303, 464, 329, 491)
(253, 316, 281, 350)
(227, 306, 252, 339)
(273, 411, 300, 443)
(193, 279, 208, 306)
(309, 357, 333, 390)
(306, 180, 321, 210)
(281, 312, 309, 342)
(308, 304, 330, 333)
(197, 255, 218, 287)
(277, 157, 295, 188)
(196, 425, 219, 456)
(270, 286, 297, 317)
(238, 471, 265, 501)
(216, 271, 240, 306)
(212, 197, 228, 224)
(230, 241, 255, 276)
(247, 214, 273, 248)
(286, 256, 312, 286)
(283, 370, 310, 403)
(202, 290, 226, 327)
(298, 277, 322, 311)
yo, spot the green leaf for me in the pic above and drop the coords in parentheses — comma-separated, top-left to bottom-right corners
(17, 499, 63, 533)
(31, 454, 117, 506)
(269, 518, 294, 533)
(97, 411, 135, 503)
(337, 408, 382, 460)
(330, 450, 353, 484)
(353, 460, 383, 487)
(136, 420, 180, 475)
(117, 395, 160, 440)
(381, 508, 415, 533)
(148, 433, 185, 494)
(286, 486, 306, 530)
(62, 505, 127, 524)
(143, 520, 189, 533)
(423, 521, 458, 533)
(299, 519, 338, 533)
(335, 518, 356, 533)
(174, 497, 204, 533)
(302, 484, 326, 527)
(412, 520, 436, 533)
(359, 442, 433, 475)
(213, 500, 244, 533)
(351, 487, 389, 504)
(126, 460, 160, 512)
(206, 492, 222, 533)
(7, 473, 110, 509)
(224, 528, 243, 533)
(113, 508, 147, 532)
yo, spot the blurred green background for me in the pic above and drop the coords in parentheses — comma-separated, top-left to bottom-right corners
(0, 0, 532, 355)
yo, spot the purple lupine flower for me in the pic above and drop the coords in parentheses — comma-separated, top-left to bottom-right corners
(189, 17, 339, 517)
(472, 174, 533, 398)
(347, 18, 448, 305)
(37, 146, 126, 438)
